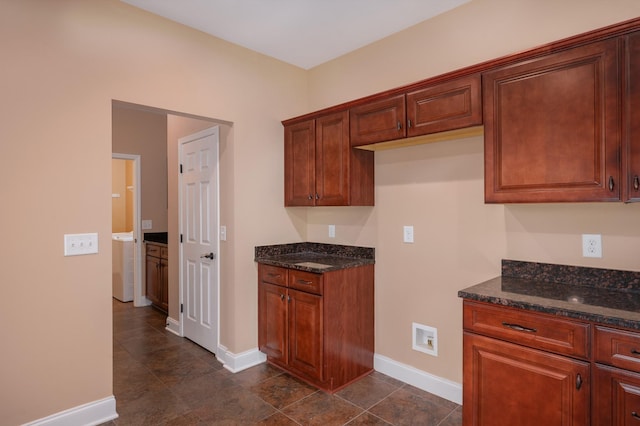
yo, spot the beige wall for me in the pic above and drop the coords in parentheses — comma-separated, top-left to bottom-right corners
(306, 0, 640, 384)
(3, 0, 640, 423)
(0, 0, 306, 424)
(112, 105, 169, 232)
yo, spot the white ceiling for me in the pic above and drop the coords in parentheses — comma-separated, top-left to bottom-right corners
(121, 0, 470, 69)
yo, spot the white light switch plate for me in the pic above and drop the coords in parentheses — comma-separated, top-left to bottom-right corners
(220, 225, 227, 241)
(141, 220, 152, 230)
(64, 233, 99, 256)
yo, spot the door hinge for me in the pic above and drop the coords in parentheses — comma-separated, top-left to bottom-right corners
(180, 303, 183, 313)
(180, 164, 183, 174)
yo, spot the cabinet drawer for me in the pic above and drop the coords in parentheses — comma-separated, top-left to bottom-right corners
(146, 243, 161, 257)
(463, 301, 590, 358)
(288, 269, 323, 295)
(259, 264, 288, 286)
(595, 326, 640, 373)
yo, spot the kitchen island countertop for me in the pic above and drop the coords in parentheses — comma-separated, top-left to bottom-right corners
(255, 242, 374, 274)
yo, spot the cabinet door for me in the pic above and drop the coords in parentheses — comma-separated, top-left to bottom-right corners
(483, 39, 620, 203)
(593, 364, 640, 426)
(315, 111, 350, 206)
(145, 255, 160, 306)
(284, 119, 315, 206)
(463, 332, 590, 426)
(288, 288, 323, 382)
(350, 94, 406, 146)
(159, 258, 168, 312)
(406, 74, 482, 137)
(625, 31, 640, 202)
(258, 282, 288, 365)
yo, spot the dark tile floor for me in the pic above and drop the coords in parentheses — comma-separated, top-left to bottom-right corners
(106, 299, 462, 425)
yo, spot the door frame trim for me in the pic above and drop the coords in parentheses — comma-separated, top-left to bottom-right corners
(111, 153, 148, 307)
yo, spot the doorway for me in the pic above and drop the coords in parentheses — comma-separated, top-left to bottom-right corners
(111, 154, 145, 307)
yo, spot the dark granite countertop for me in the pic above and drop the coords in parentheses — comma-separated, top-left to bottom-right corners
(255, 242, 374, 273)
(144, 232, 168, 245)
(458, 260, 640, 331)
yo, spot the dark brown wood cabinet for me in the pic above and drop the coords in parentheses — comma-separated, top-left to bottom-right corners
(350, 74, 482, 147)
(145, 242, 168, 313)
(624, 31, 640, 202)
(258, 263, 374, 392)
(483, 38, 621, 203)
(284, 110, 374, 206)
(593, 325, 640, 425)
(463, 301, 591, 425)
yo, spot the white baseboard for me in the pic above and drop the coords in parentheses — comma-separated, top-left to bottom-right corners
(217, 345, 266, 373)
(23, 396, 118, 426)
(374, 354, 462, 405)
(165, 316, 181, 336)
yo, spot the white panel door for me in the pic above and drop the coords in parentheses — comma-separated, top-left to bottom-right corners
(180, 126, 219, 353)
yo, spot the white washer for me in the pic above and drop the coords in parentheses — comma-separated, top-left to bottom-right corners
(112, 232, 134, 302)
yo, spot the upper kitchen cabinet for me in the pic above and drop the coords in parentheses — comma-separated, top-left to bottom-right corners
(624, 31, 640, 202)
(350, 74, 482, 147)
(350, 94, 406, 146)
(284, 110, 374, 206)
(484, 39, 621, 203)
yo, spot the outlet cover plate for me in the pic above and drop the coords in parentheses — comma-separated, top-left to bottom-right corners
(582, 234, 602, 258)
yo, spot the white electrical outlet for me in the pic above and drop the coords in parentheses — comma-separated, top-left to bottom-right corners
(582, 234, 602, 258)
(328, 225, 335, 238)
(403, 226, 414, 243)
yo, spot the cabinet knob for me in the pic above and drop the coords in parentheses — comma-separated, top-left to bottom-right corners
(315, 193, 320, 200)
(308, 194, 313, 200)
(576, 373, 582, 390)
(407, 119, 412, 129)
(634, 175, 639, 191)
(280, 293, 285, 301)
(609, 176, 615, 192)
(397, 121, 402, 131)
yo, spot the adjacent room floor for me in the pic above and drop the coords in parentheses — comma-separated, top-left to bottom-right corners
(106, 299, 462, 425)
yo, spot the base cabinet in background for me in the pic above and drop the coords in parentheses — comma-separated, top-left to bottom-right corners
(145, 242, 168, 313)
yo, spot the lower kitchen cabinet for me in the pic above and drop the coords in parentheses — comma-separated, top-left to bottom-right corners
(258, 263, 374, 392)
(464, 332, 590, 426)
(593, 365, 640, 425)
(145, 242, 168, 313)
(463, 301, 591, 425)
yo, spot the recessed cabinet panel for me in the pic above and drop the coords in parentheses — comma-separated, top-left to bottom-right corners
(284, 120, 315, 206)
(625, 31, 640, 202)
(484, 39, 620, 202)
(350, 94, 406, 146)
(464, 332, 590, 426)
(407, 74, 482, 137)
(315, 112, 350, 206)
(593, 365, 640, 426)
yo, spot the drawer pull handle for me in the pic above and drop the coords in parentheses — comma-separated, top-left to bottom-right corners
(268, 273, 281, 278)
(501, 322, 537, 333)
(297, 279, 314, 285)
(632, 411, 640, 420)
(576, 374, 582, 390)
(631, 349, 640, 356)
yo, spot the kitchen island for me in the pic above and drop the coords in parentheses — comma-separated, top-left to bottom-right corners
(255, 242, 375, 393)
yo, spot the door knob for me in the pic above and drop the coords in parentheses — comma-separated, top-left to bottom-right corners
(200, 252, 215, 260)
